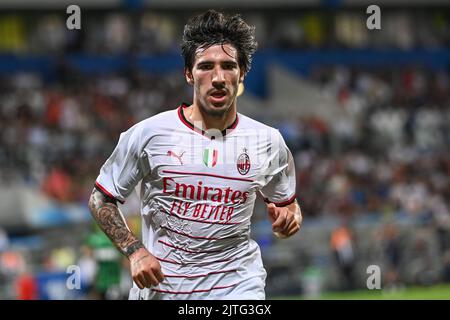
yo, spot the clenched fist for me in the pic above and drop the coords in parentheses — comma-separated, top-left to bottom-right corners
(267, 200, 302, 238)
(129, 247, 165, 289)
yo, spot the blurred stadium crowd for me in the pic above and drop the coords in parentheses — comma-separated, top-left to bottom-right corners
(0, 9, 448, 54)
(0, 8, 449, 299)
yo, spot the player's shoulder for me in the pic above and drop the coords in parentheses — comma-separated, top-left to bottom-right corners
(236, 113, 287, 151)
(237, 113, 282, 137)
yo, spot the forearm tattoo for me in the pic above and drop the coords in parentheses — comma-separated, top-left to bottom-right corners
(88, 189, 144, 257)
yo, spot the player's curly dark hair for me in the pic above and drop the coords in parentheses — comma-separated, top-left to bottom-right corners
(181, 10, 258, 75)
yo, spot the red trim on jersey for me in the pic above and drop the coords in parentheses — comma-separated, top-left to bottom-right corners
(164, 269, 237, 279)
(162, 170, 253, 182)
(162, 225, 220, 240)
(151, 282, 238, 295)
(94, 181, 125, 204)
(161, 225, 240, 241)
(156, 256, 236, 266)
(177, 105, 203, 136)
(177, 103, 239, 138)
(155, 257, 182, 265)
(160, 207, 243, 225)
(158, 240, 232, 254)
(189, 257, 237, 266)
(264, 193, 297, 207)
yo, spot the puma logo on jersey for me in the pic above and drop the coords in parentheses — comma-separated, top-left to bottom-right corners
(167, 150, 185, 165)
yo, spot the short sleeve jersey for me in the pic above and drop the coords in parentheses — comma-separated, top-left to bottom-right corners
(96, 104, 297, 299)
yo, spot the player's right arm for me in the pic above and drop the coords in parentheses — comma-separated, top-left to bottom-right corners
(88, 188, 164, 289)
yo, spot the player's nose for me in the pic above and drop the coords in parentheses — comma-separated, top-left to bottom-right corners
(212, 67, 225, 85)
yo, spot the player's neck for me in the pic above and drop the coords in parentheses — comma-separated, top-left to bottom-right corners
(187, 103, 237, 132)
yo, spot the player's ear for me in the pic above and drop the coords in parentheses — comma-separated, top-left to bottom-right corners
(185, 68, 194, 85)
(239, 69, 245, 83)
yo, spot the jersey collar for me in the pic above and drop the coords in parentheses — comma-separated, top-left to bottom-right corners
(177, 103, 239, 139)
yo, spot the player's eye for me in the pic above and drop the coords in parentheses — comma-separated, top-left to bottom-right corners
(223, 63, 237, 70)
(197, 64, 213, 70)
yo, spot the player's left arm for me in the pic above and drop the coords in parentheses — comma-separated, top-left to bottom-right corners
(267, 199, 302, 238)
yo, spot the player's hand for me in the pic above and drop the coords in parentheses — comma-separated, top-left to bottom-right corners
(129, 247, 165, 289)
(267, 201, 302, 239)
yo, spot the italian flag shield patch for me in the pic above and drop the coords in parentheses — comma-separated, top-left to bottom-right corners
(203, 147, 218, 167)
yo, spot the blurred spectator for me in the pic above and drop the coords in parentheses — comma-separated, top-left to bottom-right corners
(86, 225, 123, 300)
(77, 245, 97, 297)
(381, 223, 402, 289)
(408, 234, 439, 286)
(41, 165, 74, 202)
(15, 272, 38, 300)
(0, 228, 8, 252)
(330, 220, 356, 290)
(442, 250, 450, 283)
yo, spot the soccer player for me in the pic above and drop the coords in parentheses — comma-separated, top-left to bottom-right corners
(88, 10, 302, 300)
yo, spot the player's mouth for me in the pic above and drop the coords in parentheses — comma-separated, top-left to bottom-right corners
(209, 90, 227, 105)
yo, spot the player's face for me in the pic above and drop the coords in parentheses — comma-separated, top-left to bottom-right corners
(186, 43, 244, 117)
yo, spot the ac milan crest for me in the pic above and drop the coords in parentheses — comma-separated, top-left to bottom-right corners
(237, 148, 251, 175)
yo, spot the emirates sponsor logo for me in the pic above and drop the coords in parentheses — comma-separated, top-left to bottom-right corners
(163, 177, 249, 205)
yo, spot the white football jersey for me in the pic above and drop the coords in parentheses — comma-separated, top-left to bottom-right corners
(95, 104, 297, 300)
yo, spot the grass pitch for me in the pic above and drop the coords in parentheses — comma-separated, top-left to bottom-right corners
(273, 284, 450, 300)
